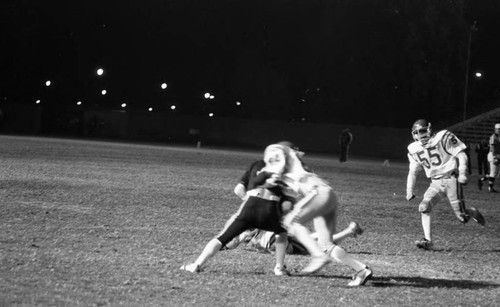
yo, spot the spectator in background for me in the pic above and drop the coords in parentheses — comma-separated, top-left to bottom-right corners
(339, 128, 353, 162)
(478, 123, 500, 192)
(475, 140, 489, 176)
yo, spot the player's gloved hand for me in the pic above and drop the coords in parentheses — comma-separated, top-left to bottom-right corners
(494, 156, 500, 166)
(406, 192, 415, 201)
(458, 173, 468, 185)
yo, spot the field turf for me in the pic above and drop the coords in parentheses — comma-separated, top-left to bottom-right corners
(0, 135, 499, 306)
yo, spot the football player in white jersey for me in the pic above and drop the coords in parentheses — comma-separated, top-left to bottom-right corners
(262, 141, 372, 287)
(478, 123, 500, 192)
(406, 119, 485, 250)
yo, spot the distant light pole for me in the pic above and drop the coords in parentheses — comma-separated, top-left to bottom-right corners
(462, 20, 477, 131)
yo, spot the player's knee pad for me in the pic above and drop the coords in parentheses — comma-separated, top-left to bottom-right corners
(418, 200, 432, 213)
(274, 233, 287, 243)
(285, 222, 301, 238)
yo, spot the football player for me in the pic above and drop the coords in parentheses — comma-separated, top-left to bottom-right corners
(261, 141, 372, 287)
(180, 160, 293, 276)
(406, 119, 486, 250)
(478, 123, 500, 192)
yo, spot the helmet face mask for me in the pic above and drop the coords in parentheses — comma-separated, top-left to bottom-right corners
(412, 119, 432, 146)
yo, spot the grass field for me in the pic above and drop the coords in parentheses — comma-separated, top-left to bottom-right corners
(0, 135, 499, 306)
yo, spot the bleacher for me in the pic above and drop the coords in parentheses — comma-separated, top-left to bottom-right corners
(447, 107, 500, 144)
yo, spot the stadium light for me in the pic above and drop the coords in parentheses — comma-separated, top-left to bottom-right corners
(36, 99, 41, 104)
(45, 80, 51, 87)
(76, 101, 82, 106)
(97, 68, 104, 76)
(204, 92, 211, 99)
(148, 107, 153, 112)
(475, 72, 482, 78)
(161, 83, 168, 89)
(121, 103, 127, 108)
(170, 105, 176, 110)
(208, 112, 214, 117)
(101, 89, 107, 95)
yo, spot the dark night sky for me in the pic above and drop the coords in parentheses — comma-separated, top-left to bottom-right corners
(1, 0, 499, 127)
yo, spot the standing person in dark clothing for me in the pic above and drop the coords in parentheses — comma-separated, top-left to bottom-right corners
(475, 140, 489, 176)
(479, 123, 500, 192)
(339, 128, 353, 163)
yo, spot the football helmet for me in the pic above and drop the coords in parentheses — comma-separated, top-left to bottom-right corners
(412, 119, 432, 146)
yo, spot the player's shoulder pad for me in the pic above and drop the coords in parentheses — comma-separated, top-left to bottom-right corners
(438, 129, 459, 144)
(434, 129, 450, 139)
(430, 130, 451, 146)
(407, 141, 422, 153)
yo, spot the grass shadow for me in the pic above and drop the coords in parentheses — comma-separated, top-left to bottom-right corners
(295, 274, 499, 290)
(370, 276, 500, 289)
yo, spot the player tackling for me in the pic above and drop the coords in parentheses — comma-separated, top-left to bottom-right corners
(406, 119, 485, 250)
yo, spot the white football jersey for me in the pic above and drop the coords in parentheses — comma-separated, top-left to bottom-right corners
(407, 130, 466, 179)
(489, 133, 500, 155)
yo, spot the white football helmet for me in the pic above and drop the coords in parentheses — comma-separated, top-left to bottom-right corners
(412, 119, 432, 146)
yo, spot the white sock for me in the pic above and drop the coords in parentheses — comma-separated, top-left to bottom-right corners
(329, 245, 365, 272)
(194, 239, 222, 267)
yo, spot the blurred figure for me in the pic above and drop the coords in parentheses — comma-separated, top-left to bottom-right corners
(478, 123, 500, 192)
(226, 221, 364, 255)
(261, 141, 372, 287)
(339, 128, 353, 162)
(406, 119, 485, 250)
(180, 160, 293, 276)
(475, 140, 489, 176)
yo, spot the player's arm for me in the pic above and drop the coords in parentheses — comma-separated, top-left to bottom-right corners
(234, 183, 247, 200)
(234, 163, 252, 199)
(406, 153, 421, 201)
(456, 150, 468, 184)
(443, 132, 468, 184)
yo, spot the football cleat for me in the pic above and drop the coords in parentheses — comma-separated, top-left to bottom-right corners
(489, 187, 498, 193)
(299, 255, 332, 275)
(348, 267, 373, 287)
(274, 265, 290, 276)
(348, 221, 364, 238)
(478, 178, 483, 190)
(180, 263, 201, 273)
(468, 207, 486, 226)
(415, 238, 433, 250)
